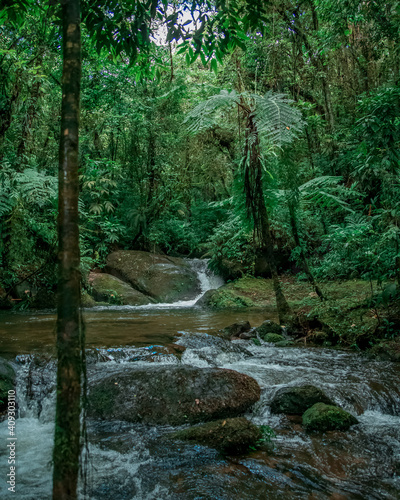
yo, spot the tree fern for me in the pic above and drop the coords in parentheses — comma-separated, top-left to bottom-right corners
(184, 89, 239, 134)
(185, 89, 303, 147)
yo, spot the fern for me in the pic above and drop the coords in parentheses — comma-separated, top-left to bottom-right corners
(185, 89, 303, 147)
(184, 89, 239, 134)
(14, 169, 57, 207)
(253, 92, 304, 146)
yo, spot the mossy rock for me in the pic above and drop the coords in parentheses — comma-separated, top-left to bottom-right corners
(303, 403, 358, 432)
(196, 277, 275, 309)
(88, 272, 155, 306)
(270, 385, 335, 415)
(264, 333, 284, 343)
(0, 358, 16, 412)
(81, 291, 97, 308)
(220, 321, 252, 339)
(368, 340, 400, 362)
(168, 417, 262, 455)
(256, 320, 282, 337)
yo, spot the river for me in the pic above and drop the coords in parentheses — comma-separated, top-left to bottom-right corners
(0, 261, 399, 499)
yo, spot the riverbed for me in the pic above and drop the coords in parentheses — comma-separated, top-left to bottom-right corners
(0, 262, 399, 499)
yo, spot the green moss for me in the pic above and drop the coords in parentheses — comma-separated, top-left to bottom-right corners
(209, 289, 255, 309)
(302, 403, 358, 432)
(274, 340, 294, 347)
(264, 333, 284, 343)
(81, 291, 97, 308)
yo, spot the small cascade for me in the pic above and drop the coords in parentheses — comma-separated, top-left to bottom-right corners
(93, 258, 224, 310)
(187, 258, 225, 297)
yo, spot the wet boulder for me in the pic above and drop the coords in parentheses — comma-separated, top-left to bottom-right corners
(270, 385, 335, 415)
(195, 289, 217, 307)
(220, 321, 252, 340)
(106, 251, 200, 303)
(0, 358, 16, 411)
(81, 290, 98, 308)
(168, 417, 262, 454)
(88, 365, 261, 425)
(274, 340, 294, 347)
(176, 332, 253, 366)
(302, 403, 358, 432)
(88, 272, 155, 306)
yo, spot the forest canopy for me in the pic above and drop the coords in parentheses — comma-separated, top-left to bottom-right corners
(0, 0, 399, 299)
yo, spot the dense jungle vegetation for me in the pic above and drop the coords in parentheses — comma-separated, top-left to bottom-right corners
(1, 0, 400, 343)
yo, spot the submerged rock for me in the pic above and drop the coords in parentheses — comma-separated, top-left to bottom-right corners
(302, 403, 358, 432)
(106, 250, 200, 303)
(270, 385, 335, 415)
(88, 365, 261, 425)
(88, 272, 155, 306)
(168, 417, 262, 454)
(0, 358, 16, 411)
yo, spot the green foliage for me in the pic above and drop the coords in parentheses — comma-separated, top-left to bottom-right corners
(1, 0, 400, 312)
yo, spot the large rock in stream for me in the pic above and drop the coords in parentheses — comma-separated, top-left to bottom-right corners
(106, 251, 200, 303)
(88, 366, 261, 425)
(195, 277, 275, 309)
(168, 417, 262, 454)
(302, 403, 358, 432)
(270, 385, 335, 415)
(88, 272, 155, 306)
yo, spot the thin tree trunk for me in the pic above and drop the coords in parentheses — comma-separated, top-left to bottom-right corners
(288, 202, 325, 301)
(52, 0, 82, 498)
(17, 55, 43, 161)
(259, 198, 292, 324)
(243, 114, 292, 324)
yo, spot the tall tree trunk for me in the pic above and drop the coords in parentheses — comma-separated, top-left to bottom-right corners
(17, 55, 43, 162)
(0, 69, 22, 144)
(52, 0, 82, 499)
(243, 115, 292, 324)
(258, 197, 292, 324)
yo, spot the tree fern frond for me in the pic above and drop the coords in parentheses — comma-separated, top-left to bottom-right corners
(252, 92, 304, 145)
(299, 176, 343, 193)
(184, 89, 239, 134)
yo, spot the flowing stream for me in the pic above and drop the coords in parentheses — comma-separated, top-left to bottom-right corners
(1, 260, 400, 499)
